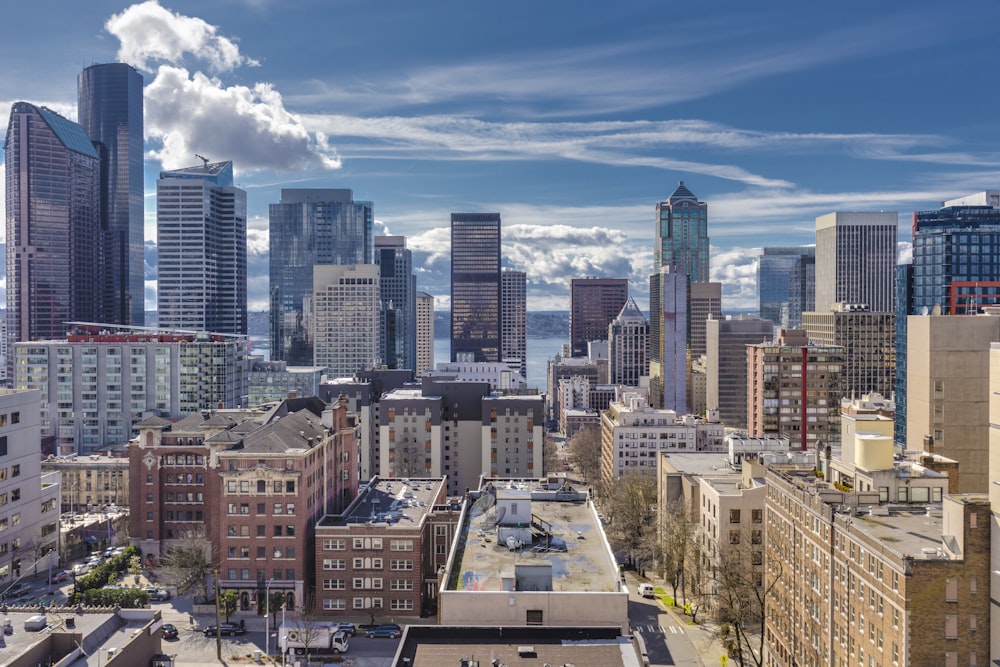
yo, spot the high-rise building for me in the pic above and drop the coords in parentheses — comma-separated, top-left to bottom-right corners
(569, 278, 628, 357)
(758, 247, 815, 329)
(375, 236, 417, 371)
(313, 264, 380, 377)
(654, 181, 709, 281)
(803, 304, 896, 398)
(501, 270, 527, 375)
(78, 63, 145, 327)
(814, 212, 897, 313)
(450, 213, 501, 362)
(416, 292, 435, 376)
(5, 103, 101, 359)
(156, 160, 247, 335)
(705, 315, 773, 429)
(608, 296, 648, 386)
(269, 189, 374, 364)
(894, 263, 914, 447)
(648, 267, 687, 412)
(689, 281, 722, 358)
(747, 329, 843, 451)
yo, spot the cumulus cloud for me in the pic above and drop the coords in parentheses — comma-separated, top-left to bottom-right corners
(144, 66, 340, 171)
(106, 1, 258, 73)
(711, 247, 761, 313)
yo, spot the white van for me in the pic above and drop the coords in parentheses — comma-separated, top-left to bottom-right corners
(637, 583, 655, 598)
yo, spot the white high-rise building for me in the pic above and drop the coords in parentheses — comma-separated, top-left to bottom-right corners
(814, 212, 897, 313)
(156, 160, 247, 335)
(313, 264, 380, 378)
(416, 292, 435, 376)
(608, 296, 648, 386)
(501, 270, 527, 376)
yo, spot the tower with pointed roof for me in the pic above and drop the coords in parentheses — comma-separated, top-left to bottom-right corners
(608, 296, 648, 386)
(654, 180, 710, 281)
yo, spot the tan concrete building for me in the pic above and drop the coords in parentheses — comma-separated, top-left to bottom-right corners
(43, 453, 128, 514)
(906, 312, 1000, 493)
(802, 304, 895, 398)
(415, 292, 435, 376)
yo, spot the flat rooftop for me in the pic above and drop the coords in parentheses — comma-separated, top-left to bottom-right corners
(449, 480, 617, 593)
(846, 508, 945, 559)
(318, 477, 445, 527)
(659, 452, 733, 477)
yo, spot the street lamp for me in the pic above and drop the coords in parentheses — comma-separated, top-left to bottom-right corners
(264, 577, 274, 660)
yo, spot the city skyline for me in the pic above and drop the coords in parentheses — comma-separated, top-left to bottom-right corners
(3, 1, 1000, 312)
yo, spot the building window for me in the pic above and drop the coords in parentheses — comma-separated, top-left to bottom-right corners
(322, 598, 346, 610)
(323, 539, 346, 551)
(390, 599, 414, 610)
(729, 509, 740, 524)
(526, 610, 543, 625)
(944, 614, 958, 639)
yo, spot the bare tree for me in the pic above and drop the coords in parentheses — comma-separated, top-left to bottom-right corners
(566, 425, 602, 483)
(158, 535, 215, 602)
(542, 434, 559, 475)
(287, 603, 325, 661)
(659, 499, 697, 605)
(604, 474, 657, 574)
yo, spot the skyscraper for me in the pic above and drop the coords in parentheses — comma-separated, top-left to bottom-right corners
(608, 296, 648, 386)
(501, 270, 527, 375)
(654, 181, 709, 280)
(156, 160, 247, 335)
(5, 102, 101, 356)
(569, 278, 629, 357)
(758, 246, 816, 329)
(416, 292, 435, 376)
(450, 213, 501, 362)
(78, 63, 144, 326)
(705, 315, 772, 429)
(814, 212, 897, 313)
(375, 236, 417, 371)
(648, 267, 687, 412)
(313, 264, 380, 377)
(689, 281, 723, 358)
(268, 188, 374, 364)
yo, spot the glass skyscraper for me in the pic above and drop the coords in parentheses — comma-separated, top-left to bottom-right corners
(654, 181, 709, 281)
(78, 63, 145, 326)
(268, 189, 373, 364)
(450, 213, 501, 362)
(5, 102, 101, 356)
(758, 246, 815, 329)
(375, 236, 417, 371)
(569, 277, 628, 357)
(501, 269, 527, 375)
(156, 160, 247, 335)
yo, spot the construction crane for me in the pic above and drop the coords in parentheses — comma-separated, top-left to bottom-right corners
(194, 153, 210, 170)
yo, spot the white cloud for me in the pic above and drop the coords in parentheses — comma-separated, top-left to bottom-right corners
(711, 247, 761, 313)
(106, 1, 258, 73)
(144, 66, 340, 172)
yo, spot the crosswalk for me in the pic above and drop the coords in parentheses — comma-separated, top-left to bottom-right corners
(634, 624, 684, 635)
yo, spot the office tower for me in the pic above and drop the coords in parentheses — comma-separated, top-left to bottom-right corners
(450, 213, 501, 362)
(654, 181, 709, 280)
(814, 212, 897, 313)
(758, 247, 815, 329)
(156, 160, 247, 335)
(705, 315, 773, 429)
(313, 264, 380, 377)
(689, 281, 722, 357)
(78, 63, 145, 326)
(416, 292, 435, 376)
(501, 270, 527, 375)
(269, 189, 374, 364)
(747, 329, 843, 450)
(375, 236, 417, 371)
(803, 304, 896, 398)
(15, 324, 248, 455)
(569, 278, 628, 357)
(905, 311, 1000, 493)
(608, 297, 648, 386)
(894, 263, 914, 447)
(5, 102, 101, 359)
(648, 267, 687, 412)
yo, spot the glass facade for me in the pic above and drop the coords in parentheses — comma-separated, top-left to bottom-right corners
(894, 263, 913, 447)
(655, 181, 709, 281)
(78, 63, 145, 326)
(268, 189, 374, 364)
(375, 237, 417, 371)
(569, 278, 628, 357)
(450, 213, 501, 362)
(758, 247, 815, 329)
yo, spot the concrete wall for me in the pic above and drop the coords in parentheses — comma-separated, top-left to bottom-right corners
(437, 590, 629, 634)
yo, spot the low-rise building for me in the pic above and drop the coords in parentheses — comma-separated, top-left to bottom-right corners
(247, 361, 326, 406)
(42, 453, 128, 514)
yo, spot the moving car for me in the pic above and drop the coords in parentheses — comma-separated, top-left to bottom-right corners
(365, 623, 401, 639)
(161, 623, 178, 640)
(204, 622, 246, 637)
(334, 622, 356, 637)
(49, 571, 69, 584)
(71, 563, 90, 576)
(637, 583, 655, 598)
(145, 587, 171, 601)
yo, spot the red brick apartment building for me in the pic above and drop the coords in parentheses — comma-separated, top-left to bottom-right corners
(130, 397, 359, 611)
(313, 477, 460, 618)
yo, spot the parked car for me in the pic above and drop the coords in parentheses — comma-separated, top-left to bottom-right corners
(49, 571, 69, 584)
(5, 583, 32, 599)
(365, 623, 401, 639)
(71, 563, 90, 576)
(145, 587, 171, 601)
(161, 623, 178, 640)
(335, 622, 356, 637)
(204, 622, 246, 637)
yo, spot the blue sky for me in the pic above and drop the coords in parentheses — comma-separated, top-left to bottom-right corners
(3, 0, 1000, 313)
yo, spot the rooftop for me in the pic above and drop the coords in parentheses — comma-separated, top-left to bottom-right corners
(319, 477, 445, 527)
(447, 479, 617, 593)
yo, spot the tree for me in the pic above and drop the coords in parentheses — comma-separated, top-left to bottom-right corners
(264, 590, 286, 625)
(218, 590, 239, 622)
(158, 535, 215, 602)
(287, 603, 324, 661)
(128, 554, 142, 584)
(659, 499, 697, 605)
(604, 474, 657, 574)
(542, 434, 559, 475)
(566, 425, 602, 484)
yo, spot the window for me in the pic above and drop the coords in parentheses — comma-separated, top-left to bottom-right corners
(323, 559, 346, 570)
(730, 509, 740, 524)
(323, 579, 345, 590)
(274, 503, 283, 515)
(257, 525, 266, 537)
(526, 610, 543, 625)
(323, 538, 346, 551)
(729, 531, 740, 545)
(390, 539, 413, 551)
(751, 509, 762, 523)
(323, 598, 346, 610)
(274, 526, 282, 537)
(286, 503, 295, 515)
(945, 614, 958, 639)
(390, 560, 413, 571)
(287, 525, 295, 537)
(257, 546, 265, 559)
(391, 599, 414, 610)
(946, 578, 958, 602)
(391, 579, 414, 591)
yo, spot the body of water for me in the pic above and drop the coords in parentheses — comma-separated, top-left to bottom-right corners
(433, 336, 566, 391)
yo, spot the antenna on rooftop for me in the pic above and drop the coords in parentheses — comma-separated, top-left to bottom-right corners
(195, 153, 210, 170)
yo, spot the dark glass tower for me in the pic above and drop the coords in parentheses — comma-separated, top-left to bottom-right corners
(375, 236, 417, 371)
(758, 247, 816, 329)
(655, 181, 709, 280)
(78, 63, 144, 326)
(450, 213, 501, 362)
(268, 189, 374, 364)
(569, 277, 628, 357)
(5, 103, 101, 353)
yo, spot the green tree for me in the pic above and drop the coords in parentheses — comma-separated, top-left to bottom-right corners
(218, 590, 239, 622)
(264, 590, 286, 625)
(604, 474, 657, 574)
